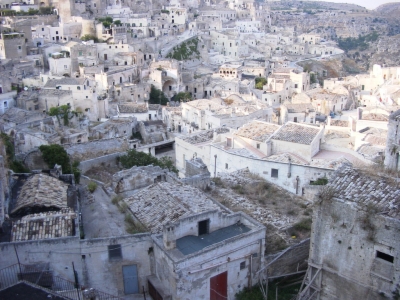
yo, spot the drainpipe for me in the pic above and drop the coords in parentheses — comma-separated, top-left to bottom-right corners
(296, 176, 300, 195)
(287, 156, 291, 178)
(214, 154, 217, 177)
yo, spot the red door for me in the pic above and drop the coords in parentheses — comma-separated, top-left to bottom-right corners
(210, 271, 227, 300)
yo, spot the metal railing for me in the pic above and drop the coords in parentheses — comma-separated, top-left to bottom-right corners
(0, 263, 121, 300)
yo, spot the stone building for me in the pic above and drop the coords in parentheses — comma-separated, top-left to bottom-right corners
(384, 109, 400, 171)
(0, 32, 27, 60)
(300, 166, 400, 300)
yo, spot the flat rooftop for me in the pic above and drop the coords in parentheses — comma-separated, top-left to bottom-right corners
(176, 223, 251, 255)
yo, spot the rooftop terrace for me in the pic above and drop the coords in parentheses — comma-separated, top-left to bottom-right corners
(176, 223, 250, 255)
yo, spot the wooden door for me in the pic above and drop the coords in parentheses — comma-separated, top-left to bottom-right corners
(210, 271, 227, 300)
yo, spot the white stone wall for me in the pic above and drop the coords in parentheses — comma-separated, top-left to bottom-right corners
(310, 199, 400, 299)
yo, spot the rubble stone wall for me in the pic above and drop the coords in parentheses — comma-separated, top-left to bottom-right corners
(65, 138, 129, 162)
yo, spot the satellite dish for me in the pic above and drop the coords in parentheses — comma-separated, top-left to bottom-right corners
(24, 87, 28, 91)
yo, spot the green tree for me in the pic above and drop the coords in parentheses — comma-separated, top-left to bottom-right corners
(255, 77, 267, 90)
(0, 133, 30, 173)
(39, 7, 53, 14)
(98, 17, 113, 28)
(310, 73, 317, 84)
(114, 20, 122, 26)
(81, 34, 100, 43)
(48, 105, 78, 126)
(119, 149, 178, 174)
(39, 144, 81, 183)
(149, 85, 169, 105)
(172, 92, 192, 102)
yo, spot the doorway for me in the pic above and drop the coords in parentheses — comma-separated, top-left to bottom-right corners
(122, 265, 139, 294)
(210, 271, 227, 300)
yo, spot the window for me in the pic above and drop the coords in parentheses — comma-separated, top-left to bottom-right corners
(295, 84, 298, 88)
(78, 51, 83, 56)
(77, 86, 81, 90)
(198, 219, 210, 235)
(18, 46, 22, 50)
(42, 28, 44, 31)
(3, 101, 8, 108)
(108, 244, 122, 260)
(257, 143, 260, 149)
(64, 65, 68, 69)
(376, 251, 394, 263)
(225, 163, 228, 169)
(240, 261, 246, 270)
(271, 169, 278, 178)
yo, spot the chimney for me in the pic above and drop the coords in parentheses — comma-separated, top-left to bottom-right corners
(163, 224, 176, 250)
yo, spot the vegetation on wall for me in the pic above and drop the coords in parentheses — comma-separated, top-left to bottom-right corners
(0, 7, 53, 16)
(48, 105, 79, 126)
(119, 149, 178, 174)
(39, 144, 81, 183)
(166, 38, 200, 61)
(149, 85, 169, 105)
(0, 133, 30, 173)
(255, 77, 267, 90)
(236, 281, 302, 300)
(81, 34, 103, 43)
(172, 92, 192, 102)
(310, 177, 328, 185)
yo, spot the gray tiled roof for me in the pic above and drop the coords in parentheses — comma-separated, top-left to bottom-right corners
(329, 166, 400, 218)
(124, 182, 223, 233)
(181, 127, 230, 144)
(285, 103, 315, 113)
(44, 78, 85, 88)
(118, 103, 148, 113)
(11, 174, 69, 215)
(11, 208, 76, 241)
(271, 122, 320, 145)
(236, 121, 280, 142)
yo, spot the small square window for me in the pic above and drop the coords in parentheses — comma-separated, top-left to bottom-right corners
(256, 143, 260, 149)
(240, 261, 246, 270)
(225, 163, 228, 169)
(108, 244, 122, 260)
(271, 169, 278, 178)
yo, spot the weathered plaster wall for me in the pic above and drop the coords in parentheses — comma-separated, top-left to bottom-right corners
(0, 234, 153, 297)
(310, 199, 400, 299)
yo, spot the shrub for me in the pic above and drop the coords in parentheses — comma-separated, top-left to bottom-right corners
(125, 214, 148, 234)
(112, 195, 123, 205)
(310, 177, 328, 185)
(293, 218, 312, 231)
(119, 149, 178, 174)
(88, 181, 97, 193)
(255, 77, 267, 90)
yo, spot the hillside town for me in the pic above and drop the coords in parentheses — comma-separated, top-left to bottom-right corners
(0, 0, 399, 299)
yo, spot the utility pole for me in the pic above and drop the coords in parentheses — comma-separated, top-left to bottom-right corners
(214, 154, 217, 177)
